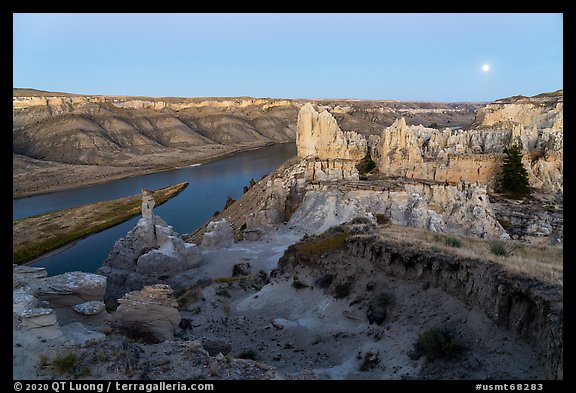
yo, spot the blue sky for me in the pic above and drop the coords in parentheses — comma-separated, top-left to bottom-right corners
(13, 13, 563, 102)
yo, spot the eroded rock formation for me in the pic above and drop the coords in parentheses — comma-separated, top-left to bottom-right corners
(376, 91, 563, 194)
(114, 284, 181, 342)
(98, 192, 202, 307)
(201, 219, 234, 250)
(288, 181, 507, 239)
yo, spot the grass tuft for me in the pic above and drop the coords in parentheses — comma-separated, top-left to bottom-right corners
(51, 351, 80, 375)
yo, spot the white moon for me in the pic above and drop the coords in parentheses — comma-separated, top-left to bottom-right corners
(482, 64, 490, 72)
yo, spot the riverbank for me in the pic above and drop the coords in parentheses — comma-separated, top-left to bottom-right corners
(13, 182, 188, 264)
(13, 141, 279, 199)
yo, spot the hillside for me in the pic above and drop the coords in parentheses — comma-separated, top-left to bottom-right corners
(13, 89, 482, 197)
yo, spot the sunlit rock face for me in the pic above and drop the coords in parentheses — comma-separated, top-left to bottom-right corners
(375, 91, 562, 194)
(296, 103, 368, 161)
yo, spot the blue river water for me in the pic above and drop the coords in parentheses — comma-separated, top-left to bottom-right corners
(14, 143, 296, 276)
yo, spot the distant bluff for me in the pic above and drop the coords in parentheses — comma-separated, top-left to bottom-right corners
(295, 90, 563, 195)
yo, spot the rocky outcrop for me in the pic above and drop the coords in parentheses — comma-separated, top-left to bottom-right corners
(114, 284, 181, 342)
(275, 227, 562, 379)
(98, 192, 202, 308)
(201, 219, 234, 250)
(13, 265, 111, 342)
(376, 91, 563, 194)
(141, 188, 155, 220)
(296, 103, 368, 161)
(288, 180, 508, 239)
(36, 271, 106, 307)
(302, 158, 360, 181)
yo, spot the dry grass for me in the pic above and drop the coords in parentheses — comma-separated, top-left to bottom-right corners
(13, 182, 188, 264)
(378, 225, 563, 286)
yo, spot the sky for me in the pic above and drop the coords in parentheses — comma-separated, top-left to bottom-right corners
(13, 13, 563, 102)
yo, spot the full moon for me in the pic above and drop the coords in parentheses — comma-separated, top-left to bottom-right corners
(482, 64, 490, 72)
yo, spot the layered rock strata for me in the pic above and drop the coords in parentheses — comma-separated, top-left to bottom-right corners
(114, 284, 181, 342)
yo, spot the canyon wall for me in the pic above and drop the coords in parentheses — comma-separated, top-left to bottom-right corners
(376, 91, 563, 193)
(295, 90, 562, 194)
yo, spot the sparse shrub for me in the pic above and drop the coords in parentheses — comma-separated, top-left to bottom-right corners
(359, 352, 380, 371)
(375, 213, 390, 225)
(490, 241, 509, 257)
(223, 196, 235, 210)
(443, 236, 462, 248)
(51, 351, 80, 375)
(80, 367, 91, 377)
(118, 324, 161, 344)
(334, 282, 351, 299)
(356, 153, 377, 175)
(412, 323, 466, 360)
(375, 292, 395, 308)
(292, 277, 308, 290)
(215, 288, 232, 298)
(433, 234, 462, 248)
(428, 122, 440, 129)
(38, 354, 50, 368)
(213, 210, 220, 217)
(349, 216, 373, 225)
(295, 226, 349, 257)
(315, 274, 333, 288)
(237, 349, 258, 360)
(367, 292, 395, 325)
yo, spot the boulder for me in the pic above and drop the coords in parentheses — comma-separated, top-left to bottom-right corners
(201, 219, 234, 250)
(202, 340, 232, 356)
(36, 272, 106, 307)
(73, 301, 106, 316)
(115, 284, 181, 342)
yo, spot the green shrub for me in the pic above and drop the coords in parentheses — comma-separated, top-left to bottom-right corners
(412, 323, 465, 360)
(433, 234, 461, 248)
(51, 351, 80, 375)
(443, 236, 462, 248)
(490, 241, 509, 257)
(498, 144, 531, 198)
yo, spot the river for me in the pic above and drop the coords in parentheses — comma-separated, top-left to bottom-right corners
(14, 143, 297, 276)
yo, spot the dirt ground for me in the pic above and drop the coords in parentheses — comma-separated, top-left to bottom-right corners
(14, 226, 548, 380)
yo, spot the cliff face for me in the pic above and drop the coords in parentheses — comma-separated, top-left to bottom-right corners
(296, 103, 368, 160)
(374, 91, 563, 193)
(13, 93, 298, 166)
